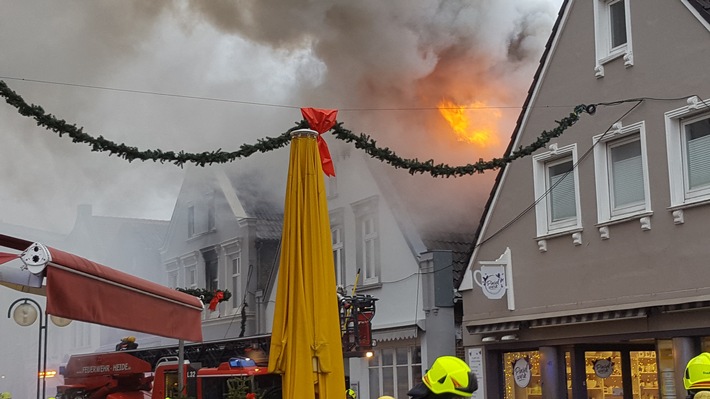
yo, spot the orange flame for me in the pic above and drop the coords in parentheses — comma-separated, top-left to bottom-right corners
(438, 100, 501, 148)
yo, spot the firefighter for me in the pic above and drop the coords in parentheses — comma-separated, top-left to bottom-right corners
(407, 356, 478, 399)
(346, 388, 357, 399)
(684, 353, 710, 399)
(115, 336, 138, 351)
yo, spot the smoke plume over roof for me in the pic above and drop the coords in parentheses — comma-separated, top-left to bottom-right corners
(0, 0, 561, 232)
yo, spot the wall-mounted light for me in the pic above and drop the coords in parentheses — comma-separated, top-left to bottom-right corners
(481, 336, 498, 343)
(365, 351, 374, 358)
(501, 334, 519, 341)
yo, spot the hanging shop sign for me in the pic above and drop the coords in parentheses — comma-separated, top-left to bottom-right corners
(472, 247, 515, 310)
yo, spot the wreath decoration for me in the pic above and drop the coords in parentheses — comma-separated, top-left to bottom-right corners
(177, 287, 232, 311)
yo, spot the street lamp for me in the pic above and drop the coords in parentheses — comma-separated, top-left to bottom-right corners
(6, 297, 70, 399)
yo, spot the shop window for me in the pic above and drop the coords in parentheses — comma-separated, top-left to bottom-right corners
(504, 350, 541, 398)
(630, 350, 658, 397)
(593, 0, 633, 77)
(665, 98, 710, 207)
(593, 121, 651, 223)
(533, 144, 582, 237)
(368, 347, 421, 399)
(585, 351, 625, 398)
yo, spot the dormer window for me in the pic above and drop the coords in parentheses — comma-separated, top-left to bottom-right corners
(594, 0, 633, 77)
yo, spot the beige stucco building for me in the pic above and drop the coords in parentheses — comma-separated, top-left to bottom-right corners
(459, 1, 710, 398)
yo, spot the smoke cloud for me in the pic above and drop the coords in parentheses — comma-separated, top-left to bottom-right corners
(0, 0, 562, 232)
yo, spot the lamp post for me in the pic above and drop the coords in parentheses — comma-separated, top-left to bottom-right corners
(7, 297, 47, 399)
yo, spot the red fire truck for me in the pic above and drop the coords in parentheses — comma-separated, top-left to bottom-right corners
(56, 350, 281, 399)
(56, 294, 377, 398)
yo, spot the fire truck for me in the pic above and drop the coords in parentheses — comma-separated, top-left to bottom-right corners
(56, 351, 280, 399)
(55, 294, 377, 398)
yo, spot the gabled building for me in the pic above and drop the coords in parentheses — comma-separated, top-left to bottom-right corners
(459, 1, 710, 398)
(161, 137, 479, 399)
(160, 165, 282, 341)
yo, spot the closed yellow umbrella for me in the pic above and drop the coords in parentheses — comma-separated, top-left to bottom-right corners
(269, 110, 345, 399)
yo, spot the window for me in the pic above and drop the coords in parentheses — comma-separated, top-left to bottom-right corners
(533, 144, 582, 237)
(665, 98, 710, 207)
(231, 257, 241, 309)
(187, 205, 195, 237)
(72, 322, 92, 349)
(353, 196, 380, 285)
(331, 209, 345, 286)
(203, 250, 219, 293)
(593, 121, 651, 222)
(369, 347, 422, 399)
(326, 173, 338, 199)
(168, 270, 178, 289)
(186, 266, 197, 289)
(207, 192, 216, 232)
(166, 260, 179, 288)
(593, 0, 633, 77)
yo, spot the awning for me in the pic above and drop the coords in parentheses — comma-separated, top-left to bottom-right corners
(372, 326, 418, 342)
(0, 233, 203, 342)
(466, 322, 521, 335)
(528, 308, 647, 328)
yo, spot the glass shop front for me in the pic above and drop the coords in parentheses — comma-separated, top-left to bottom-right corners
(502, 342, 673, 399)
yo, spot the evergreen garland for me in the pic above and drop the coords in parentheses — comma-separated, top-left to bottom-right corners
(0, 80, 594, 177)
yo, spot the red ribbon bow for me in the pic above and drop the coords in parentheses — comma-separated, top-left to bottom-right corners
(300, 107, 338, 177)
(209, 291, 224, 312)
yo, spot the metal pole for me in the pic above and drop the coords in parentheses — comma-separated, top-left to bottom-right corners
(178, 339, 185, 396)
(41, 314, 47, 399)
(7, 297, 45, 399)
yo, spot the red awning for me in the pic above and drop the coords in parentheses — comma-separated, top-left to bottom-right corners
(0, 233, 203, 342)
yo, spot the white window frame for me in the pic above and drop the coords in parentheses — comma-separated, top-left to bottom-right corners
(665, 97, 710, 207)
(232, 253, 242, 310)
(352, 196, 380, 286)
(187, 204, 195, 238)
(330, 208, 345, 287)
(203, 250, 219, 293)
(326, 172, 338, 199)
(593, 121, 651, 223)
(593, 0, 633, 78)
(165, 260, 180, 289)
(533, 144, 582, 237)
(186, 266, 197, 288)
(221, 240, 243, 314)
(206, 191, 216, 232)
(368, 347, 422, 399)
